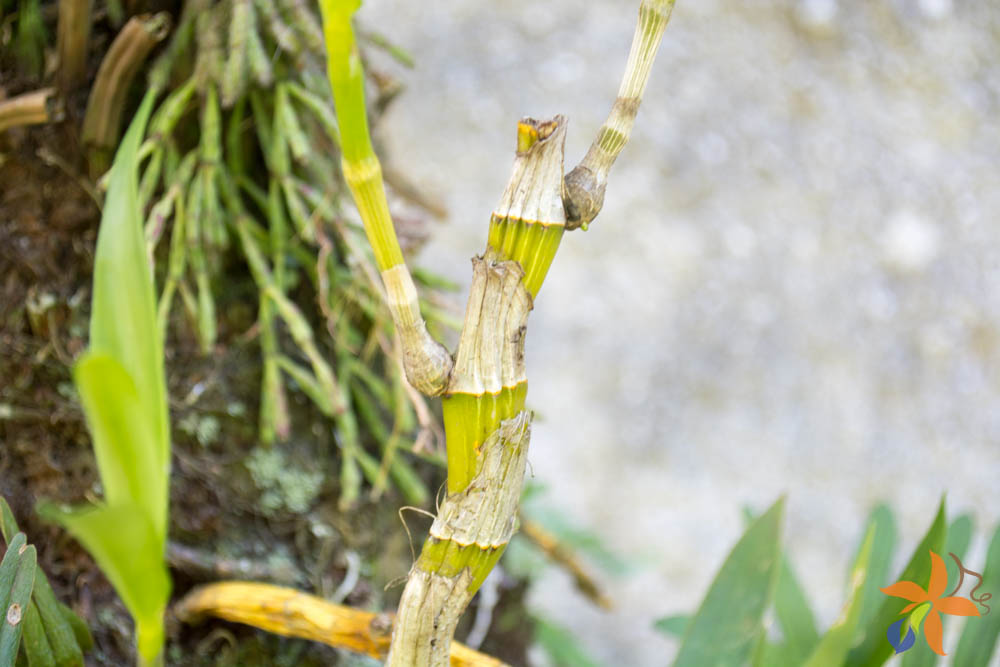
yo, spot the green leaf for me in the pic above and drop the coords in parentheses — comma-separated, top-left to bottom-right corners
(87, 89, 169, 537)
(1, 497, 88, 665)
(802, 523, 876, 667)
(673, 498, 785, 667)
(846, 497, 947, 667)
(768, 543, 819, 663)
(37, 503, 169, 660)
(0, 538, 36, 666)
(943, 514, 974, 588)
(72, 353, 163, 540)
(653, 614, 690, 638)
(0, 499, 18, 543)
(902, 514, 974, 667)
(20, 602, 55, 666)
(953, 521, 1000, 667)
(58, 603, 93, 653)
(737, 505, 819, 666)
(854, 504, 897, 633)
(532, 615, 601, 667)
(30, 567, 85, 666)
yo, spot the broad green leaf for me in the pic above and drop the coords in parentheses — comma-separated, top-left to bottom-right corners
(653, 614, 690, 638)
(942, 514, 974, 589)
(38, 503, 169, 660)
(87, 88, 169, 535)
(846, 497, 947, 667)
(855, 504, 897, 633)
(673, 498, 785, 667)
(72, 353, 163, 541)
(953, 522, 1000, 667)
(802, 524, 876, 667)
(902, 514, 974, 667)
(773, 554, 820, 661)
(738, 506, 819, 666)
(532, 615, 601, 667)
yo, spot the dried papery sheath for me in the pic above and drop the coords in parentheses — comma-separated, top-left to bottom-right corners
(447, 254, 531, 397)
(381, 264, 454, 396)
(388, 413, 532, 666)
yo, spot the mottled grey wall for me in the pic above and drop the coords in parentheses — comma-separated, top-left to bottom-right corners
(362, 0, 1000, 664)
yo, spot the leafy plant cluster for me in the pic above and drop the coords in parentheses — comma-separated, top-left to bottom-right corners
(657, 498, 1000, 667)
(1, 499, 93, 666)
(138, 0, 453, 511)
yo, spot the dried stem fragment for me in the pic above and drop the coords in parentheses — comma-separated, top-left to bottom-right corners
(0, 88, 64, 134)
(81, 13, 172, 177)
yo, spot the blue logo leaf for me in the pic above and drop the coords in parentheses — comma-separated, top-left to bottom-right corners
(887, 619, 917, 654)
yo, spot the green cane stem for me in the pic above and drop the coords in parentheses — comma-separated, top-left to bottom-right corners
(317, 2, 672, 664)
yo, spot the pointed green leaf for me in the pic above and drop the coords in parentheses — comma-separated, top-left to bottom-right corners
(0, 498, 17, 543)
(846, 497, 947, 666)
(855, 504, 897, 633)
(803, 525, 875, 666)
(38, 503, 169, 659)
(58, 603, 93, 653)
(87, 89, 169, 524)
(0, 541, 36, 665)
(1, 534, 27, 613)
(31, 567, 85, 666)
(953, 521, 1000, 667)
(902, 514, 974, 667)
(0, 497, 87, 664)
(673, 498, 785, 667)
(653, 614, 690, 638)
(737, 505, 819, 666)
(769, 545, 819, 663)
(20, 602, 55, 666)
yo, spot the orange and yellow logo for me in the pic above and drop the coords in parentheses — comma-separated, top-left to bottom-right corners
(880, 551, 991, 655)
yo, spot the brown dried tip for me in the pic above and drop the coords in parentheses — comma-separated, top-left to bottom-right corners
(516, 117, 561, 154)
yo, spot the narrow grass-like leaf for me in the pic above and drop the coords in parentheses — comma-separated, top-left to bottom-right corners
(673, 498, 785, 667)
(0, 540, 35, 665)
(953, 521, 1000, 667)
(276, 355, 335, 416)
(0, 534, 28, 613)
(802, 524, 876, 667)
(20, 599, 55, 665)
(846, 497, 947, 667)
(902, 514, 974, 667)
(58, 603, 93, 653)
(0, 498, 87, 665)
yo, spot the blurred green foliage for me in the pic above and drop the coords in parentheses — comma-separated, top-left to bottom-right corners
(657, 498, 1000, 667)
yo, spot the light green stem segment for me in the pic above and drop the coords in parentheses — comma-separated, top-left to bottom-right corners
(564, 0, 675, 228)
(318, 0, 453, 396)
(317, 0, 403, 271)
